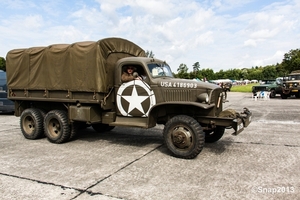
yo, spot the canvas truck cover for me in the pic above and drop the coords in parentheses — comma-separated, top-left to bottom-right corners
(6, 38, 146, 93)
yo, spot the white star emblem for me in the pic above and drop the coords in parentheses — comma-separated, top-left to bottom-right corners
(122, 85, 149, 114)
(116, 80, 156, 117)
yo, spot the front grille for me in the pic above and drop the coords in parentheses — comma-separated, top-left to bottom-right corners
(209, 89, 216, 104)
(164, 89, 195, 102)
(289, 82, 299, 88)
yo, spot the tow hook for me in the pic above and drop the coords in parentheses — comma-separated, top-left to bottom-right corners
(242, 107, 251, 115)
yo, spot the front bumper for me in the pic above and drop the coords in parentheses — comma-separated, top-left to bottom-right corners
(232, 108, 252, 135)
(197, 107, 252, 135)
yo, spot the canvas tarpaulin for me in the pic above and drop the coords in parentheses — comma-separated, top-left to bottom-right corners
(6, 38, 146, 93)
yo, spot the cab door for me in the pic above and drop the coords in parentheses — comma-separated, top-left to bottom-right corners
(115, 65, 155, 117)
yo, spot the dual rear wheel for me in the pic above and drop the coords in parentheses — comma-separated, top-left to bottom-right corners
(20, 108, 114, 143)
(20, 109, 71, 143)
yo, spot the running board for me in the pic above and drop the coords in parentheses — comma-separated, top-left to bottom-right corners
(109, 116, 149, 128)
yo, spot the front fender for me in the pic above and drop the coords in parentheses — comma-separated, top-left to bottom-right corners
(151, 101, 215, 111)
(147, 102, 215, 126)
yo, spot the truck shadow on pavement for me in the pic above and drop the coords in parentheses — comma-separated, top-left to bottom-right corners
(75, 126, 164, 147)
(73, 126, 236, 157)
(204, 140, 234, 155)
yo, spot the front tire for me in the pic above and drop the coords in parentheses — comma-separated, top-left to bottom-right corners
(20, 108, 44, 139)
(69, 122, 89, 140)
(205, 126, 225, 143)
(269, 90, 276, 98)
(163, 115, 205, 159)
(281, 92, 288, 99)
(44, 110, 70, 143)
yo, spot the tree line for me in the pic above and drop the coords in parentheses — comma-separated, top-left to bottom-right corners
(1, 48, 300, 81)
(174, 49, 300, 81)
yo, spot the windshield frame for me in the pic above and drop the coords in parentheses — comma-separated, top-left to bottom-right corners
(147, 62, 174, 78)
(288, 74, 300, 81)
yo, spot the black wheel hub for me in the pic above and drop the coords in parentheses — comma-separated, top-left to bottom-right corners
(171, 127, 192, 149)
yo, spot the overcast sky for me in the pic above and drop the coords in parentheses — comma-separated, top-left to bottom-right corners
(0, 0, 299, 72)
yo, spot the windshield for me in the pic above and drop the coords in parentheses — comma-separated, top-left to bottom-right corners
(261, 80, 276, 84)
(147, 63, 173, 78)
(288, 74, 300, 81)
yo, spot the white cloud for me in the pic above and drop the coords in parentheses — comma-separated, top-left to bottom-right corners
(244, 39, 257, 47)
(0, 0, 299, 73)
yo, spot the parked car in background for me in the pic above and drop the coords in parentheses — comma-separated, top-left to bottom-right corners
(252, 80, 282, 98)
(0, 91, 14, 113)
(0, 70, 14, 114)
(281, 70, 300, 99)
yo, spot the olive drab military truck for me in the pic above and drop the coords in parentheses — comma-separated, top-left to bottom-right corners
(281, 70, 300, 99)
(6, 37, 252, 159)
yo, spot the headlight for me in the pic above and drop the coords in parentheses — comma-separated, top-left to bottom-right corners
(197, 93, 209, 103)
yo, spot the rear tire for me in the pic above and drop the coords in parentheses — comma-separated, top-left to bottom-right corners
(163, 115, 205, 159)
(44, 110, 70, 143)
(20, 108, 44, 139)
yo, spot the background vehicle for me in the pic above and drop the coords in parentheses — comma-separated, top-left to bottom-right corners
(0, 70, 14, 113)
(252, 80, 281, 98)
(6, 38, 251, 159)
(208, 79, 232, 100)
(281, 70, 300, 99)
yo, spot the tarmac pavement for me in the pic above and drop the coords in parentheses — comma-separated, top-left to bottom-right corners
(0, 92, 299, 200)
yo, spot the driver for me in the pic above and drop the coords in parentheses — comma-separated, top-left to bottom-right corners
(121, 66, 142, 82)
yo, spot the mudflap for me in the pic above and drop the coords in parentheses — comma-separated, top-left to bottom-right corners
(232, 108, 252, 135)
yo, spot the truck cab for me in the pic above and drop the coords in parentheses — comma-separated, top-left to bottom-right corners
(112, 57, 225, 128)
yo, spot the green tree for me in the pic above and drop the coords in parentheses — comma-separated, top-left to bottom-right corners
(177, 63, 188, 74)
(225, 69, 242, 80)
(176, 63, 189, 78)
(0, 57, 5, 71)
(192, 62, 200, 74)
(172, 48, 300, 80)
(262, 65, 277, 79)
(275, 63, 287, 77)
(240, 68, 249, 80)
(247, 67, 263, 80)
(281, 49, 300, 73)
(199, 68, 215, 81)
(145, 50, 155, 58)
(215, 70, 225, 79)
